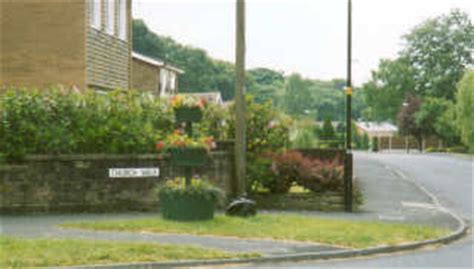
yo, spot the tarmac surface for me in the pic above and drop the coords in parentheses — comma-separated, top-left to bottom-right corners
(1, 151, 470, 265)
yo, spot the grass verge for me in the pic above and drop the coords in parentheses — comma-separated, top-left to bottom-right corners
(61, 213, 448, 249)
(0, 237, 259, 268)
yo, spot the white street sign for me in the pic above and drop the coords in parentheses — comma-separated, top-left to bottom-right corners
(109, 168, 160, 178)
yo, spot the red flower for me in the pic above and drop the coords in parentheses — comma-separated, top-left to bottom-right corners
(155, 141, 165, 151)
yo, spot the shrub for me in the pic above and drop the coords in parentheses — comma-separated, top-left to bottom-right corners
(446, 146, 468, 153)
(250, 150, 345, 194)
(371, 137, 379, 152)
(268, 151, 308, 194)
(298, 159, 344, 192)
(246, 154, 275, 193)
(227, 96, 291, 154)
(1, 88, 174, 160)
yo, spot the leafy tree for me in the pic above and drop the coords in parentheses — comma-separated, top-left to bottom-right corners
(361, 57, 415, 122)
(133, 19, 235, 100)
(402, 10, 474, 100)
(397, 95, 424, 151)
(361, 133, 370, 150)
(414, 97, 451, 141)
(320, 117, 336, 141)
(455, 70, 474, 151)
(434, 102, 460, 147)
(284, 74, 314, 116)
(248, 68, 284, 85)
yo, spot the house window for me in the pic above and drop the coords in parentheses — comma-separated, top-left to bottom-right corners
(118, 0, 127, 40)
(169, 73, 176, 93)
(89, 0, 101, 29)
(106, 0, 115, 35)
(160, 69, 168, 97)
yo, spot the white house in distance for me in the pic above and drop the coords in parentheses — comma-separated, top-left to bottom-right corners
(355, 121, 398, 150)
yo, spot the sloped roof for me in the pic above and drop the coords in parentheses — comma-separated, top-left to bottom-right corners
(356, 121, 398, 133)
(132, 52, 184, 74)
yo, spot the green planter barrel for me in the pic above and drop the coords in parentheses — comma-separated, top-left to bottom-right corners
(159, 194, 215, 221)
(169, 147, 208, 167)
(174, 106, 203, 123)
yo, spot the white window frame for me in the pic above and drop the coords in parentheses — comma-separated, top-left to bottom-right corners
(160, 69, 168, 97)
(106, 0, 116, 35)
(89, 0, 101, 29)
(118, 0, 127, 40)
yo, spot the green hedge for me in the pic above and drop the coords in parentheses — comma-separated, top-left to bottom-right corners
(1, 88, 174, 160)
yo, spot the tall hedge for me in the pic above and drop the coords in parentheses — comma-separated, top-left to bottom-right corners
(1, 88, 174, 160)
(456, 70, 474, 152)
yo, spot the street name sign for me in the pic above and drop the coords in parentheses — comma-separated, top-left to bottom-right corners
(109, 168, 160, 178)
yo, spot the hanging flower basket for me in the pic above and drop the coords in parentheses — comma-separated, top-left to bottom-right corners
(174, 106, 203, 123)
(168, 147, 209, 167)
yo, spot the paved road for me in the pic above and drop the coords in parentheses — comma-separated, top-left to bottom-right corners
(239, 152, 473, 268)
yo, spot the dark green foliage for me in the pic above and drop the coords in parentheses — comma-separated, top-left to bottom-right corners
(456, 70, 474, 151)
(402, 10, 473, 100)
(318, 117, 343, 148)
(371, 137, 379, 152)
(133, 19, 235, 100)
(168, 148, 209, 167)
(0, 88, 173, 160)
(227, 96, 291, 154)
(361, 134, 370, 150)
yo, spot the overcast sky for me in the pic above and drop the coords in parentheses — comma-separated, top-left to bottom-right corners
(133, 0, 473, 85)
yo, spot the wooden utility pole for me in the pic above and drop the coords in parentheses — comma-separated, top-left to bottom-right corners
(344, 0, 353, 212)
(234, 0, 246, 197)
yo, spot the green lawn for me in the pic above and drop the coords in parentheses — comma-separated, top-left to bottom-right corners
(0, 237, 259, 268)
(61, 213, 448, 249)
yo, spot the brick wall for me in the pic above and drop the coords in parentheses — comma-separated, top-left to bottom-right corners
(0, 0, 86, 89)
(0, 151, 234, 213)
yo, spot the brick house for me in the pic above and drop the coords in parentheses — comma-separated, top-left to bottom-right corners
(131, 52, 184, 96)
(1, 0, 132, 91)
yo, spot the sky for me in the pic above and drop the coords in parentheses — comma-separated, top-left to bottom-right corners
(133, 0, 474, 86)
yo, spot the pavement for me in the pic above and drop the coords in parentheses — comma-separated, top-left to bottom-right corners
(0, 151, 468, 264)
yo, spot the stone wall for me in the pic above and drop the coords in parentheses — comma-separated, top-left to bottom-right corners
(0, 151, 234, 213)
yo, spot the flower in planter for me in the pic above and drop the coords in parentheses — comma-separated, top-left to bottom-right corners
(155, 131, 216, 152)
(170, 94, 208, 110)
(156, 177, 225, 221)
(170, 95, 208, 123)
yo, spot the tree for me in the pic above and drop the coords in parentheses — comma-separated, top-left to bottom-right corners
(284, 74, 313, 116)
(248, 68, 284, 85)
(361, 57, 415, 122)
(402, 10, 473, 100)
(397, 95, 424, 151)
(414, 97, 450, 141)
(455, 70, 474, 151)
(435, 102, 460, 147)
(320, 117, 336, 141)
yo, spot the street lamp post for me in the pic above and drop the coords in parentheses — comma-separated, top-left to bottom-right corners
(344, 0, 353, 212)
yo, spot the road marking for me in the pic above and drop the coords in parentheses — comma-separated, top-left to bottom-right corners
(401, 201, 439, 210)
(378, 214, 406, 221)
